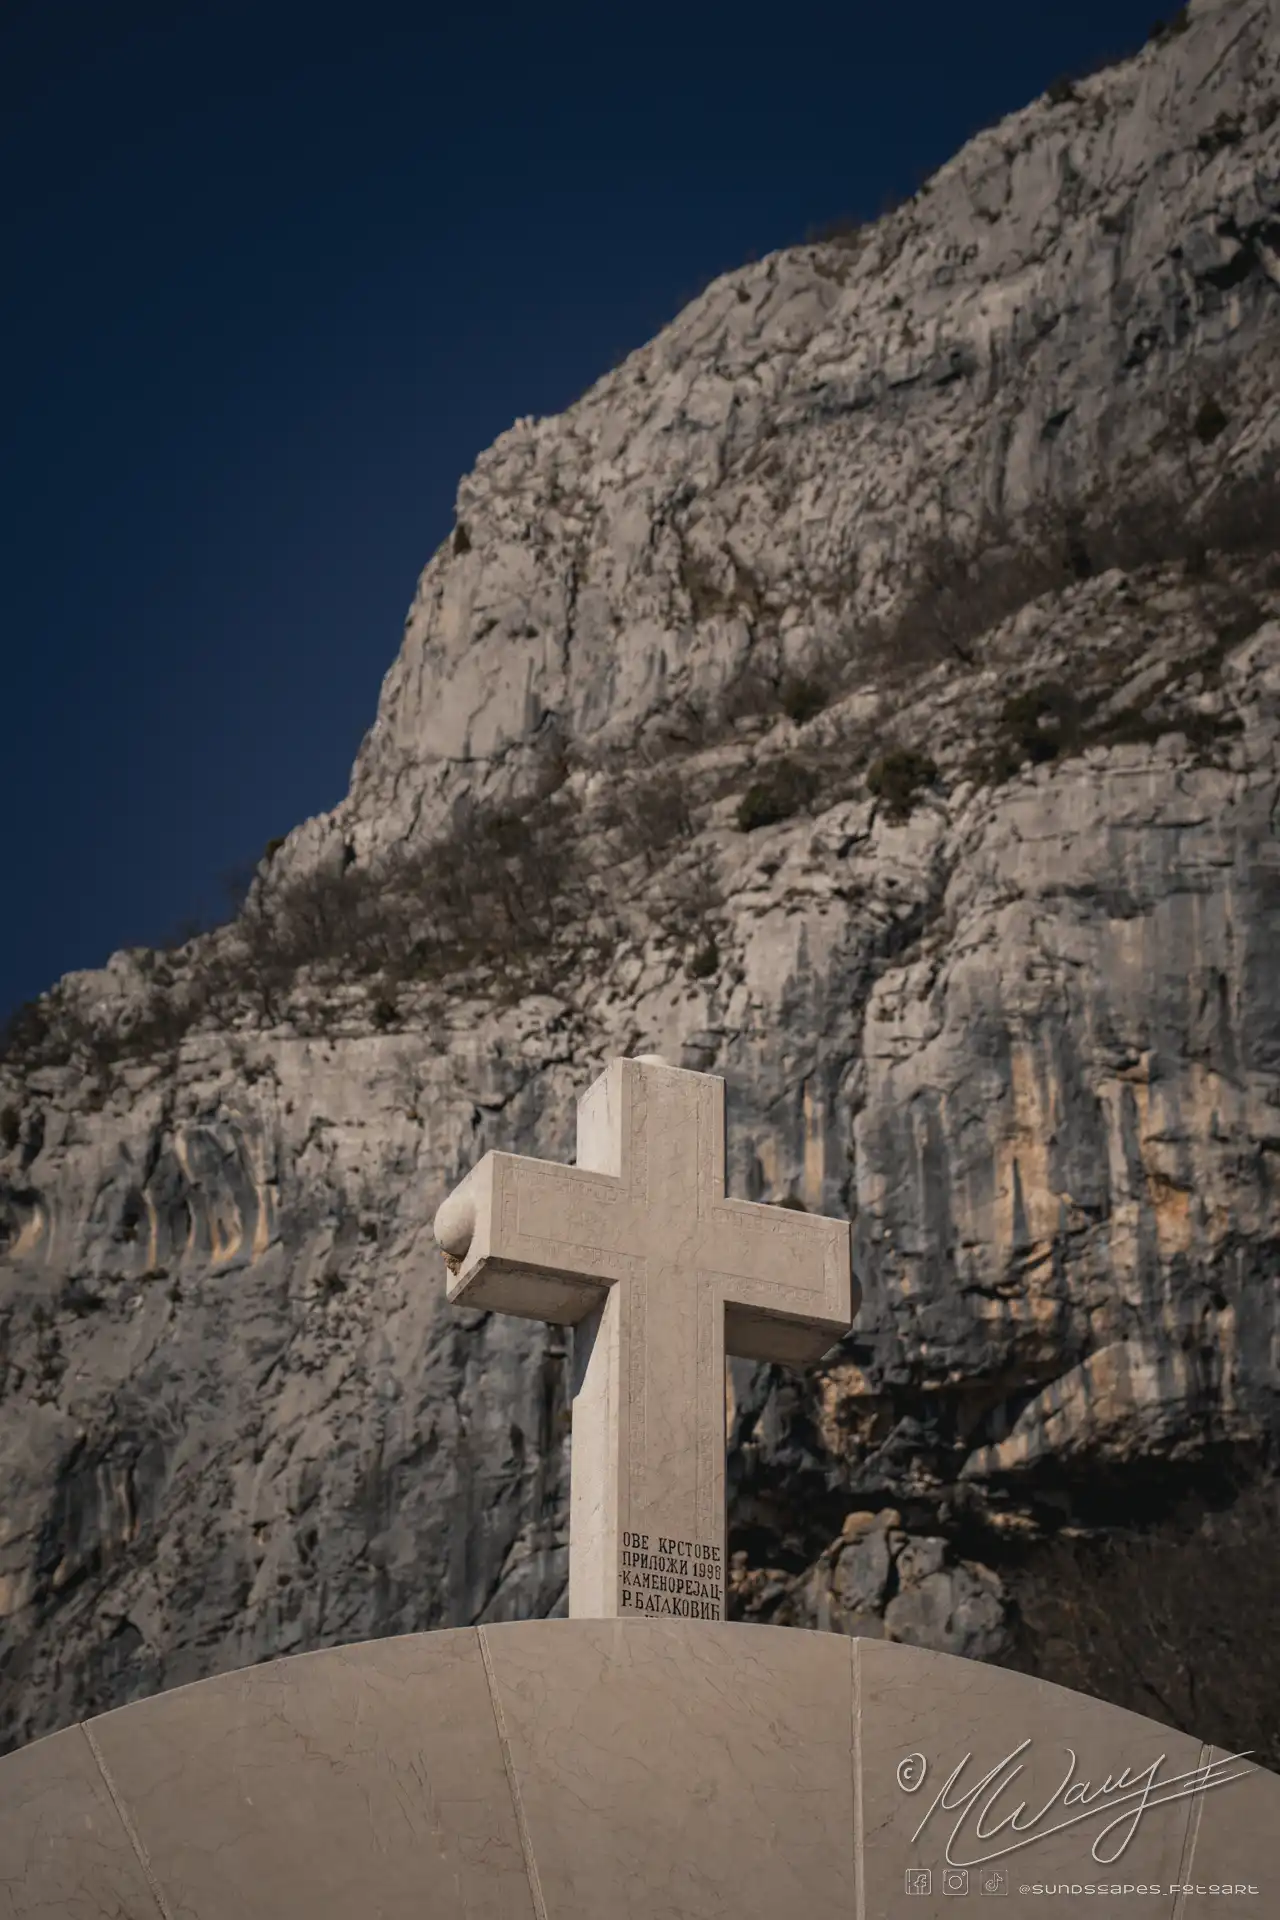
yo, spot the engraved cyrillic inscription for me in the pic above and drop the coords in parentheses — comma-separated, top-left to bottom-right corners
(618, 1530, 724, 1619)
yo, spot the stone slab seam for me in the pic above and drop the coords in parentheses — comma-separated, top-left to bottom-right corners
(477, 1625, 549, 1920)
(852, 1637, 866, 1920)
(1169, 1744, 1213, 1920)
(80, 1719, 176, 1920)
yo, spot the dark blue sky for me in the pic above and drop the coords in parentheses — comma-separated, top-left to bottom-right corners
(3, 0, 1164, 1024)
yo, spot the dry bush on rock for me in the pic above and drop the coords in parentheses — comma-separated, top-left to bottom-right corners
(598, 771, 694, 872)
(868, 443, 1278, 686)
(779, 672, 832, 726)
(736, 759, 821, 832)
(234, 799, 589, 1014)
(686, 936, 720, 980)
(4, 449, 1275, 1074)
(866, 747, 939, 819)
(805, 216, 867, 249)
(0, 796, 602, 1071)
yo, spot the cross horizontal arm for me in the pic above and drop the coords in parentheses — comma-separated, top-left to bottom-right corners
(438, 1149, 636, 1326)
(703, 1197, 853, 1365)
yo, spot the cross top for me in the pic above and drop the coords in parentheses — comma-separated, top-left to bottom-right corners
(434, 1055, 857, 1620)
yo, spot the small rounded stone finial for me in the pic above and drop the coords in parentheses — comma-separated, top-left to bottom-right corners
(631, 1052, 670, 1067)
(434, 1186, 476, 1272)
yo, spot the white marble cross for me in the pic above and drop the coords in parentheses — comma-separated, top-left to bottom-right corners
(433, 1055, 857, 1620)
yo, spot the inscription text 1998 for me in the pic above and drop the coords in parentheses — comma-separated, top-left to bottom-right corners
(619, 1531, 724, 1618)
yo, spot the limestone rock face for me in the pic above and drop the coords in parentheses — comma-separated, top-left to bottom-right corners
(733, 1512, 1009, 1663)
(281, 0, 1279, 877)
(2, 0, 1279, 1751)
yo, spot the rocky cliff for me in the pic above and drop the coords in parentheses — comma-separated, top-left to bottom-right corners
(2, 0, 1278, 1755)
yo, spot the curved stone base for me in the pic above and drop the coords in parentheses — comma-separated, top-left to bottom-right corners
(0, 1621, 1274, 1918)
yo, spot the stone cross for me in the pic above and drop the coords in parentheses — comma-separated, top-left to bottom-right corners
(433, 1055, 857, 1621)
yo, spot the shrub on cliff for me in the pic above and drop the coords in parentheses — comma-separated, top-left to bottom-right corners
(980, 683, 1083, 782)
(716, 662, 834, 731)
(736, 758, 820, 831)
(0, 1002, 50, 1066)
(0, 792, 603, 1071)
(866, 747, 939, 819)
(598, 770, 693, 870)
(876, 444, 1278, 692)
(233, 795, 588, 1016)
(779, 673, 831, 726)
(971, 586, 1264, 788)
(686, 936, 720, 980)
(805, 215, 866, 248)
(1149, 8, 1190, 42)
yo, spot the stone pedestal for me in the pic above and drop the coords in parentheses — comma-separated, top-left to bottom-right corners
(1, 1622, 1273, 1919)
